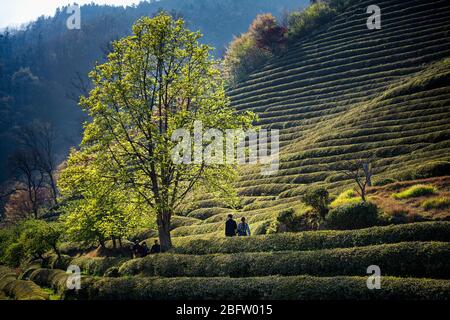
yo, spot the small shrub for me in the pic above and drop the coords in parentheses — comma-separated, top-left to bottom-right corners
(388, 211, 408, 224)
(301, 187, 330, 218)
(330, 189, 360, 207)
(396, 161, 450, 180)
(267, 208, 295, 233)
(253, 221, 271, 235)
(288, 3, 337, 40)
(386, 211, 424, 225)
(422, 197, 450, 210)
(0, 228, 17, 260)
(392, 185, 437, 199)
(298, 211, 322, 231)
(415, 161, 450, 178)
(7, 220, 64, 266)
(266, 220, 280, 235)
(3, 242, 26, 267)
(0, 220, 63, 267)
(278, 208, 295, 223)
(267, 208, 318, 233)
(325, 202, 380, 230)
(104, 267, 120, 278)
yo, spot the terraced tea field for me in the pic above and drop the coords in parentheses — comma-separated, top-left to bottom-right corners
(1, 221, 447, 300)
(1, 0, 450, 301)
(174, 0, 450, 238)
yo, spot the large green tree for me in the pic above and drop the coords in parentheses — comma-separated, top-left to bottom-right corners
(58, 147, 145, 247)
(75, 13, 253, 251)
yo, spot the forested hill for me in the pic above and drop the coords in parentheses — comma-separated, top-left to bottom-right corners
(0, 0, 305, 183)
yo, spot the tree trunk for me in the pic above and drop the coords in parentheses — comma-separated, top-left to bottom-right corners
(48, 174, 58, 205)
(99, 237, 106, 248)
(363, 163, 372, 187)
(28, 186, 38, 219)
(157, 211, 172, 252)
(53, 245, 61, 260)
(360, 185, 366, 202)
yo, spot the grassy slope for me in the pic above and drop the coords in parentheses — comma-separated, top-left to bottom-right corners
(172, 0, 450, 237)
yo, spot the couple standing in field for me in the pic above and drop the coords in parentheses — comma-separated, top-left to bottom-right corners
(225, 214, 251, 237)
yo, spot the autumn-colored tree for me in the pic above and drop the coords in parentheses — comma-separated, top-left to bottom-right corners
(249, 13, 287, 53)
(224, 13, 286, 85)
(4, 186, 52, 223)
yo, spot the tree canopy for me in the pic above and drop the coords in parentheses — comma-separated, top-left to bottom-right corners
(59, 13, 254, 250)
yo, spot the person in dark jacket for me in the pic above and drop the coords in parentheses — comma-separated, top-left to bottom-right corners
(141, 242, 149, 257)
(150, 240, 161, 254)
(225, 214, 237, 237)
(132, 240, 143, 258)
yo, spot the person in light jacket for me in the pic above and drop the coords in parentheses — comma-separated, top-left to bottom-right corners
(237, 217, 251, 236)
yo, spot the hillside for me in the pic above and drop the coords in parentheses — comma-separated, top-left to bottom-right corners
(174, 0, 450, 238)
(1, 0, 450, 302)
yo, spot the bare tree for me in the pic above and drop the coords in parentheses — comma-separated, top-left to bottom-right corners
(340, 156, 375, 202)
(66, 71, 90, 103)
(8, 149, 47, 218)
(15, 122, 59, 205)
(2, 122, 58, 222)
